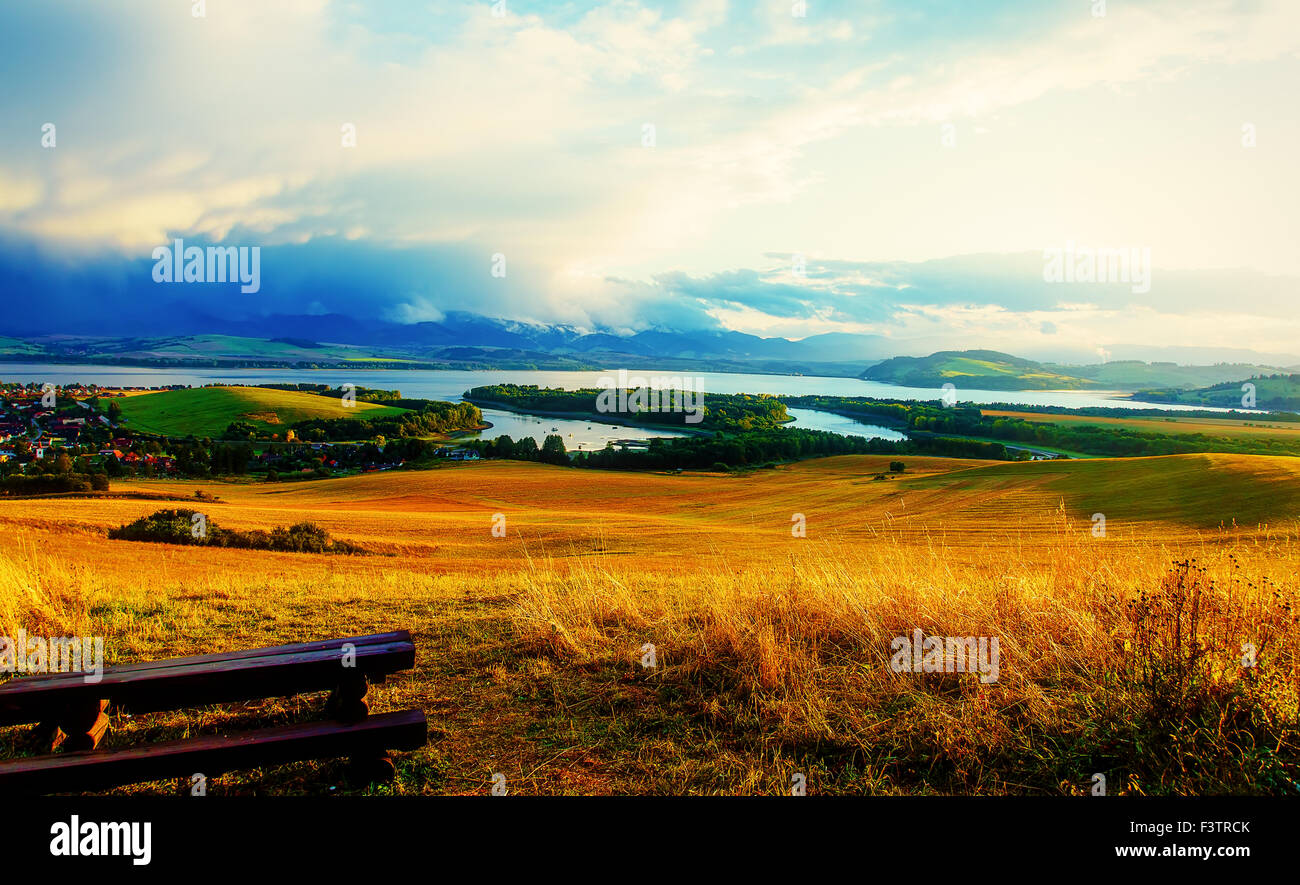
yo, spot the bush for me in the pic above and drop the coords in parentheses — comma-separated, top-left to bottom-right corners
(109, 509, 367, 555)
(108, 509, 204, 545)
(1105, 559, 1300, 792)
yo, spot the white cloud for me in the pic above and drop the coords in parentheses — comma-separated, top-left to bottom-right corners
(0, 0, 1296, 349)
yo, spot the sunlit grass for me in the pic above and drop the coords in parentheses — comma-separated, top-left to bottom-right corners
(1, 456, 1297, 795)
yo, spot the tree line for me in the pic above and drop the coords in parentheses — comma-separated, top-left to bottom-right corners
(464, 384, 790, 432)
(782, 395, 1300, 458)
(465, 427, 1009, 471)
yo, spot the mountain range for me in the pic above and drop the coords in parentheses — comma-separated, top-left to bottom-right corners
(4, 311, 1299, 387)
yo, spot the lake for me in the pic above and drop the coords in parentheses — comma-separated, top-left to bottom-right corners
(0, 362, 1242, 449)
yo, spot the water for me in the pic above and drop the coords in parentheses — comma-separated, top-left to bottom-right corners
(784, 407, 907, 441)
(0, 362, 1247, 449)
(468, 408, 691, 451)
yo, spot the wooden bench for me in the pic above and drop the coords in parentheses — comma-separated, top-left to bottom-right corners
(0, 631, 426, 794)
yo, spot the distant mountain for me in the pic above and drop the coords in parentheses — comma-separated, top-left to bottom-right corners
(4, 309, 1292, 387)
(861, 350, 1098, 390)
(1100, 344, 1300, 367)
(0, 310, 904, 375)
(1057, 360, 1285, 390)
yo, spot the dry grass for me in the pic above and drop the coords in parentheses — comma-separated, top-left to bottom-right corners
(1, 455, 1297, 795)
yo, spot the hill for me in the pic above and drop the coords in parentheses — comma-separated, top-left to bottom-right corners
(1057, 359, 1282, 390)
(1136, 373, 1300, 411)
(2, 454, 1297, 797)
(903, 453, 1300, 529)
(108, 386, 408, 438)
(861, 350, 1097, 390)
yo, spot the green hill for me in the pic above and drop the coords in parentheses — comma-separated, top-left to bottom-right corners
(0, 336, 43, 356)
(108, 386, 408, 438)
(1136, 373, 1300, 411)
(1060, 360, 1281, 390)
(861, 350, 1097, 390)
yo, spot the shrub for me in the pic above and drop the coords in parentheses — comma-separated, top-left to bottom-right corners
(108, 509, 203, 545)
(109, 509, 367, 555)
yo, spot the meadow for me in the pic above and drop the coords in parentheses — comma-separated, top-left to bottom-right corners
(110, 386, 408, 438)
(1, 454, 1297, 795)
(982, 408, 1300, 441)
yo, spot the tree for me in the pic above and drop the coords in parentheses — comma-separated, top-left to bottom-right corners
(106, 401, 123, 424)
(889, 461, 905, 473)
(541, 434, 569, 465)
(487, 435, 513, 458)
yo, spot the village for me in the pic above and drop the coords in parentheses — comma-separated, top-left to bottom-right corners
(0, 383, 473, 488)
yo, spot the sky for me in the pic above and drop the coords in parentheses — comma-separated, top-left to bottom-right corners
(0, 0, 1297, 361)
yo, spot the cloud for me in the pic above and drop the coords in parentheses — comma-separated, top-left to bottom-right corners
(0, 0, 1296, 355)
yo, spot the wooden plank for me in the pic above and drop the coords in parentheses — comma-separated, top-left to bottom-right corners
(0, 631, 410, 690)
(0, 710, 428, 794)
(0, 640, 415, 726)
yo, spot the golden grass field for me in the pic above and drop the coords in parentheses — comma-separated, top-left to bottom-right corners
(1, 454, 1298, 795)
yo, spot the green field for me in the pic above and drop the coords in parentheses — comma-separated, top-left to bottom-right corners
(982, 408, 1300, 440)
(1137, 373, 1300, 410)
(109, 386, 408, 438)
(108, 334, 398, 364)
(0, 336, 43, 356)
(1066, 360, 1281, 390)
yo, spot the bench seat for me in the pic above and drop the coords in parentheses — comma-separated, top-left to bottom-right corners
(0, 709, 428, 794)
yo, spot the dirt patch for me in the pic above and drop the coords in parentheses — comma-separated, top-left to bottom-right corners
(243, 411, 282, 424)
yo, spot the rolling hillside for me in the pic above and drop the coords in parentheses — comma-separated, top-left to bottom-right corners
(862, 350, 1097, 390)
(108, 386, 408, 438)
(1137, 373, 1300, 411)
(2, 453, 1296, 797)
(1062, 359, 1282, 390)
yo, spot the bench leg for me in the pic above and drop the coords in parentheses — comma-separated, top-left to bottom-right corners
(31, 719, 62, 752)
(327, 674, 370, 723)
(54, 699, 110, 752)
(346, 750, 395, 785)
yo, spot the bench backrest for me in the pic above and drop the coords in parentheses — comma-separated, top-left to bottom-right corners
(0, 631, 414, 726)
